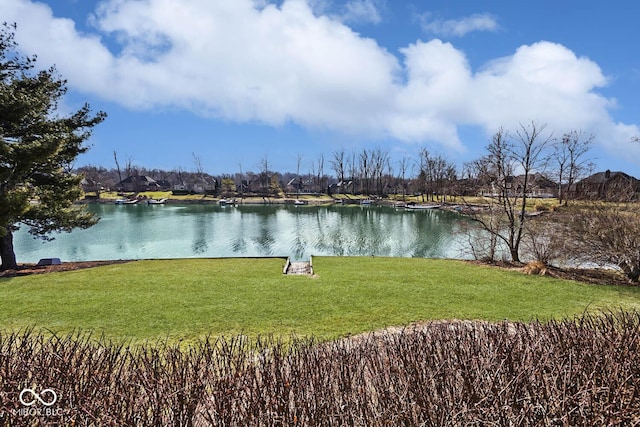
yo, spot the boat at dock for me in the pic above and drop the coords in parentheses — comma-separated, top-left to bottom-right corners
(146, 198, 167, 205)
(405, 203, 441, 210)
(115, 198, 139, 205)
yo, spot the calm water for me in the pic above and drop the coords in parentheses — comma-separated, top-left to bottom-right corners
(13, 204, 475, 262)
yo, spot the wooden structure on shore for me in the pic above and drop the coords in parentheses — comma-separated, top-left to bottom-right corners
(283, 257, 313, 275)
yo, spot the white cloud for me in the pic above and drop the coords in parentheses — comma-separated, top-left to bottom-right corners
(384, 39, 625, 151)
(470, 42, 612, 130)
(1, 0, 638, 160)
(0, 0, 115, 93)
(421, 13, 499, 37)
(342, 0, 382, 24)
(100, 0, 397, 129)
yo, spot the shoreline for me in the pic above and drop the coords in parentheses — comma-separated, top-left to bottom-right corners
(1, 256, 634, 287)
(75, 195, 470, 211)
(76, 196, 335, 206)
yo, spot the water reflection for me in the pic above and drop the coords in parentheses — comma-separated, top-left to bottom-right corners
(13, 204, 475, 262)
(192, 214, 209, 254)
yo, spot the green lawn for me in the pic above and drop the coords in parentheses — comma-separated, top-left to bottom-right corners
(1, 257, 638, 343)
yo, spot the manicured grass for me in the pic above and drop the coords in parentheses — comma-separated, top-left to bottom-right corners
(0, 257, 639, 343)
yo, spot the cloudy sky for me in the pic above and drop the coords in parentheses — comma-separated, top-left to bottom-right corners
(2, 0, 640, 176)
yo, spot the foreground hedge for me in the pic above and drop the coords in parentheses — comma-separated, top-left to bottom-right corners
(1, 312, 639, 426)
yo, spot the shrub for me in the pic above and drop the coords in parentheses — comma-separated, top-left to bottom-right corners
(523, 260, 548, 275)
(534, 201, 550, 212)
(1, 312, 639, 426)
(566, 202, 640, 282)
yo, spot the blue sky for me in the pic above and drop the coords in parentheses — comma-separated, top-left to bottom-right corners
(3, 0, 640, 177)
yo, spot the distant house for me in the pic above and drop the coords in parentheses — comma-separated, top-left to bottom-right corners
(154, 180, 172, 191)
(117, 175, 160, 193)
(173, 177, 218, 194)
(525, 173, 557, 198)
(244, 180, 265, 194)
(236, 180, 250, 194)
(572, 170, 640, 200)
(80, 177, 100, 194)
(286, 177, 315, 194)
(450, 178, 478, 197)
(173, 182, 189, 192)
(286, 178, 302, 194)
(190, 177, 218, 195)
(328, 180, 353, 194)
(481, 174, 557, 198)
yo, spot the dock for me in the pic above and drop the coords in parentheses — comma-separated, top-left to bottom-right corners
(283, 257, 313, 275)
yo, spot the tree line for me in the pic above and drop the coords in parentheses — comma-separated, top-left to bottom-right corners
(79, 124, 599, 208)
(79, 148, 463, 201)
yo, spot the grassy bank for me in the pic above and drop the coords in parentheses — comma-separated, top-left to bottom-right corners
(1, 257, 638, 342)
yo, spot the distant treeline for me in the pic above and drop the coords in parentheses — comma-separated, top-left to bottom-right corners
(79, 128, 637, 203)
(78, 147, 461, 201)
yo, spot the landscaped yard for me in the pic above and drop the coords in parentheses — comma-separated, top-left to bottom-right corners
(0, 257, 638, 343)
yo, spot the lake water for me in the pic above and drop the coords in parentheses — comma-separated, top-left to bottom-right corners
(13, 204, 475, 262)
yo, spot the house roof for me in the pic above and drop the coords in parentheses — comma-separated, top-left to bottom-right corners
(287, 178, 313, 186)
(117, 175, 158, 185)
(189, 175, 217, 185)
(502, 174, 557, 189)
(579, 170, 638, 184)
(529, 173, 557, 188)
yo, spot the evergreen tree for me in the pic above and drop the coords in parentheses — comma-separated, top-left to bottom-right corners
(0, 24, 106, 270)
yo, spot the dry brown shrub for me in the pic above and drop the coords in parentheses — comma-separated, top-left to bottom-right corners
(523, 260, 548, 275)
(1, 311, 639, 426)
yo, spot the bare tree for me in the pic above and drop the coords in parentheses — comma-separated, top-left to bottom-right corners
(77, 165, 107, 197)
(193, 153, 204, 177)
(416, 149, 456, 202)
(417, 148, 430, 202)
(259, 155, 271, 197)
(113, 151, 123, 190)
(238, 161, 245, 200)
(370, 148, 390, 197)
(124, 156, 135, 180)
(553, 130, 594, 205)
(566, 201, 640, 281)
(330, 149, 346, 194)
(467, 122, 552, 262)
(386, 161, 395, 198)
(316, 153, 325, 194)
(296, 153, 303, 198)
(429, 155, 456, 202)
(348, 151, 358, 195)
(398, 156, 410, 201)
(523, 217, 567, 266)
(358, 149, 371, 195)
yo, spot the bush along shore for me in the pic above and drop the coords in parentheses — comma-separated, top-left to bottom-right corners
(1, 311, 639, 426)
